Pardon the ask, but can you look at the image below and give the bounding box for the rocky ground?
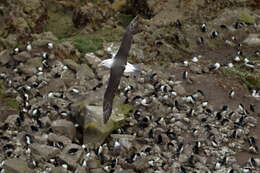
[0,0,260,173]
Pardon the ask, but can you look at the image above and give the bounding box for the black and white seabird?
[201,23,207,32]
[192,56,198,62]
[26,42,32,51]
[209,62,220,71]
[48,42,54,49]
[227,63,234,68]
[12,47,19,55]
[233,56,241,62]
[100,16,140,123]
[229,89,235,98]
[183,60,189,66]
[211,31,219,38]
[183,70,188,80]
[244,61,255,69]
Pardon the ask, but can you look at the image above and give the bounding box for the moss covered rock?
[239,9,256,24]
[71,91,133,146]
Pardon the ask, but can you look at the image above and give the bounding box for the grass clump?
[239,10,255,24]
[222,64,260,89]
[70,27,123,53]
[0,81,19,109]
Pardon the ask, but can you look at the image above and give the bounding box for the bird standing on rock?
[100,15,141,123]
[26,42,32,52]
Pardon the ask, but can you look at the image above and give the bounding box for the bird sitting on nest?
[99,15,142,123]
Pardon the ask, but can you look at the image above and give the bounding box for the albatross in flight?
[100,16,140,123]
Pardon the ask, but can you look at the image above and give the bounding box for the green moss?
[73,35,102,53]
[83,115,123,146]
[83,98,132,146]
[239,10,255,24]
[245,76,260,88]
[68,27,123,53]
[118,103,133,115]
[5,98,19,109]
[0,81,19,109]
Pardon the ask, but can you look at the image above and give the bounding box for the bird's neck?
[116,31,133,59]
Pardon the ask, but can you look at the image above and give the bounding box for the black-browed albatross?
[101,16,140,123]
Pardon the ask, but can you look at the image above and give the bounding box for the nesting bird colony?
[0,19,260,173]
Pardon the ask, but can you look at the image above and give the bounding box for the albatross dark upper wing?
[103,66,125,123]
[114,15,139,62]
[103,16,140,123]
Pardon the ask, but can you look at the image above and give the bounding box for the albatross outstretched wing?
[103,15,140,123]
[103,66,125,123]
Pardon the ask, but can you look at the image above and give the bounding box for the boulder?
[30,143,60,161]
[51,119,76,140]
[3,158,33,173]
[58,144,84,168]
[47,133,72,147]
[51,167,66,173]
[13,51,31,62]
[243,34,260,46]
[84,53,102,68]
[55,42,80,59]
[90,168,105,173]
[87,159,101,169]
[0,50,12,65]
[76,64,95,81]
[70,90,133,146]
[63,59,80,72]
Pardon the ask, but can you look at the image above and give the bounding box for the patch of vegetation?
[5,98,19,109]
[118,103,133,115]
[45,8,75,39]
[221,64,260,89]
[111,0,127,11]
[68,27,123,53]
[239,10,255,24]
[0,81,19,109]
[118,13,134,27]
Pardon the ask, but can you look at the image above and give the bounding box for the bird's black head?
[127,15,140,35]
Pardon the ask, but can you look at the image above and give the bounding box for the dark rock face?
[0,0,47,51]
[3,0,47,34]
[128,0,153,18]
[72,5,93,28]
[72,3,112,29]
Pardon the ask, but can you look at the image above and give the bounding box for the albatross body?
[102,16,140,123]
